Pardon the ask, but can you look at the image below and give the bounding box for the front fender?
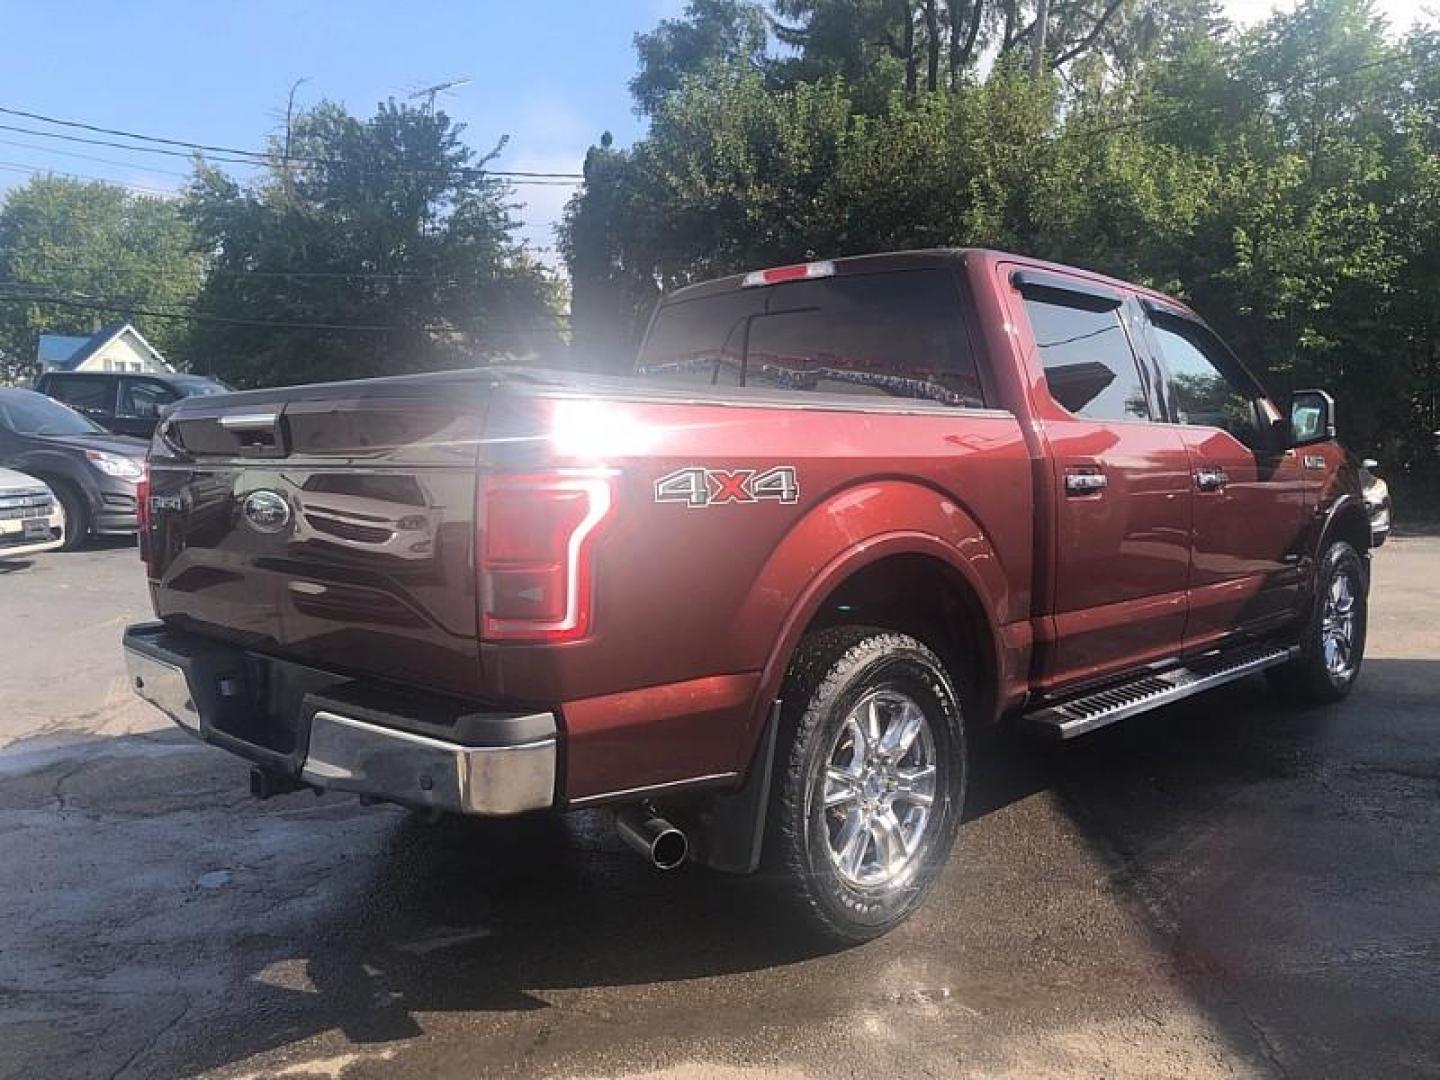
[9,450,94,502]
[731,478,1022,750]
[1316,492,1372,560]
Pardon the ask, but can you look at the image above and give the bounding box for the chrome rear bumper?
[123,624,556,816]
[301,711,555,815]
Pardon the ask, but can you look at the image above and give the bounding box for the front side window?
[639,269,985,407]
[119,379,178,418]
[1023,296,1149,422]
[1149,319,1260,447]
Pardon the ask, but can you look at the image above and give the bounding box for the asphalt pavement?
[1,535,1437,1079]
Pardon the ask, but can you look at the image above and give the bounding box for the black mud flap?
[690,701,781,875]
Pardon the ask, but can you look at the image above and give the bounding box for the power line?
[0,160,177,198]
[0,136,194,179]
[0,103,584,181]
[0,289,570,336]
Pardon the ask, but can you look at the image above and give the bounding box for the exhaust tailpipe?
[616,806,688,870]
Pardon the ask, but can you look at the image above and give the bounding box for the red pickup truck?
[123,249,1371,942]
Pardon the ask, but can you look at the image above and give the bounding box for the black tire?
[1268,539,1367,705]
[51,480,91,552]
[765,626,965,945]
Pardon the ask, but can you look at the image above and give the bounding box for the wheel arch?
[1318,494,1372,564]
[750,527,1010,748]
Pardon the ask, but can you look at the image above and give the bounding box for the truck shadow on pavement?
[3,658,1437,1077]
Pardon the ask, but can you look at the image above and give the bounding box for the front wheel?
[766,627,965,945]
[51,481,91,552]
[1269,539,1368,705]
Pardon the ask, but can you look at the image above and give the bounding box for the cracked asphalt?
[1,535,1437,1079]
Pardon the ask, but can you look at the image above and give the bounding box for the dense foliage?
[183,100,563,387]
[0,177,204,383]
[566,0,1440,507]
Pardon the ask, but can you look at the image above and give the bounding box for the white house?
[36,323,172,374]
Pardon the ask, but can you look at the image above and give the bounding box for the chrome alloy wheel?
[1321,568,1359,680]
[821,689,938,889]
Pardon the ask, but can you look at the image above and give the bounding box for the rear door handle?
[1195,467,1228,492]
[1064,467,1107,496]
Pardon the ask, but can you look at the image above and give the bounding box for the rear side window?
[638,269,985,408]
[1024,297,1149,422]
[45,375,114,413]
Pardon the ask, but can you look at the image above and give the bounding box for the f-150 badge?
[655,466,799,508]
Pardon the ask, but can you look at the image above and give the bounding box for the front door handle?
[1195,466,1229,492]
[1064,467,1107,496]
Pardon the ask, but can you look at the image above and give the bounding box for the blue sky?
[0,0,685,262]
[0,0,1425,270]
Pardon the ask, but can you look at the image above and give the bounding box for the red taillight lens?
[136,463,152,567]
[479,472,614,641]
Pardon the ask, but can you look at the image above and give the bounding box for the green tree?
[0,176,204,383]
[567,0,1440,509]
[632,0,771,115]
[183,99,563,387]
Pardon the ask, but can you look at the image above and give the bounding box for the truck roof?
[664,247,1197,319]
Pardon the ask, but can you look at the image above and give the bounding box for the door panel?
[1181,429,1309,648]
[1141,311,1310,649]
[1042,420,1193,689]
[1001,269,1193,693]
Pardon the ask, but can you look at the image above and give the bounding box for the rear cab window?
[638,268,986,408]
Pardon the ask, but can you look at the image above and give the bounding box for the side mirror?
[1288,389,1335,447]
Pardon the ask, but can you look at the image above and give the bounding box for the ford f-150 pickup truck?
[123,249,1371,942]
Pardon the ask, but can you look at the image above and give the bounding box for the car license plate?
[23,518,49,541]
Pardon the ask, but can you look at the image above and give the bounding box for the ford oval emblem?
[241,489,291,534]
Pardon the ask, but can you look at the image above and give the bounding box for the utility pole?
[282,77,309,208]
[1031,0,1050,79]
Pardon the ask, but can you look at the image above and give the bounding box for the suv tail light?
[478,472,615,642]
[136,463,152,569]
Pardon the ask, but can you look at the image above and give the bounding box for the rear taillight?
[136,463,151,568]
[478,472,615,642]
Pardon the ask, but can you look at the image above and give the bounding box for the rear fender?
[736,479,1013,754]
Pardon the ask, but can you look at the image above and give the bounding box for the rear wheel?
[50,481,90,552]
[1268,539,1367,705]
[766,626,965,944]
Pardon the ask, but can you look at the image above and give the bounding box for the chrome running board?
[1027,643,1298,739]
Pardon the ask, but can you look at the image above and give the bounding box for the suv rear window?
[638,269,985,408]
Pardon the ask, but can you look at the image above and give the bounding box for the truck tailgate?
[145,375,490,698]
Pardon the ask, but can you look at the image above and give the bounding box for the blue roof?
[37,334,91,368]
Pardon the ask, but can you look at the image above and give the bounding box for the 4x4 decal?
[654,466,799,508]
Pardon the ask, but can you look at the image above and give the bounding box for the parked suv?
[123,249,1372,942]
[0,389,147,549]
[34,371,231,439]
